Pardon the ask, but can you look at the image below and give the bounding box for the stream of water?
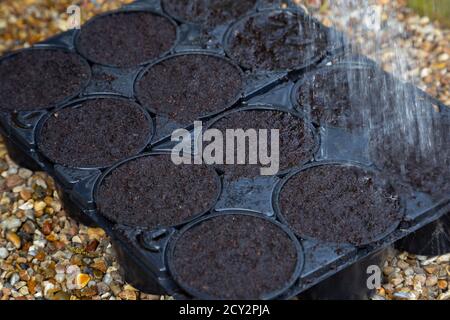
[309,0,447,175]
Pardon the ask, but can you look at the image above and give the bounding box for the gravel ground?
[0,0,449,300]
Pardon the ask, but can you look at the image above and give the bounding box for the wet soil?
[38,98,152,168]
[169,214,298,299]
[96,155,220,229]
[279,164,402,245]
[0,49,90,112]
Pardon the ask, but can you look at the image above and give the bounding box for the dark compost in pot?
[76,10,178,67]
[38,97,153,168]
[225,10,329,71]
[167,213,302,299]
[96,154,221,229]
[369,118,450,201]
[162,0,257,27]
[208,108,318,178]
[277,164,403,246]
[0,48,90,112]
[135,53,243,124]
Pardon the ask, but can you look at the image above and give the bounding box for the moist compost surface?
[163,0,256,27]
[0,49,90,112]
[170,214,298,299]
[210,109,317,177]
[76,11,177,67]
[279,165,402,245]
[369,118,450,200]
[295,68,402,129]
[227,10,329,71]
[135,54,243,124]
[38,98,151,168]
[96,155,219,229]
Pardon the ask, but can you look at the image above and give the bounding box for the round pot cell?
[96,154,221,229]
[37,97,153,168]
[293,66,406,129]
[167,213,303,300]
[135,53,243,124]
[225,9,329,71]
[0,48,90,112]
[207,107,318,178]
[369,117,450,201]
[75,10,178,67]
[162,0,257,27]
[277,163,403,246]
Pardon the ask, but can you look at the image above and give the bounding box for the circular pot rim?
[161,0,260,27]
[35,94,155,170]
[0,45,92,113]
[203,103,321,177]
[272,160,405,247]
[93,151,223,230]
[367,119,450,201]
[289,64,409,130]
[133,50,245,123]
[222,8,329,72]
[74,8,181,69]
[165,211,305,300]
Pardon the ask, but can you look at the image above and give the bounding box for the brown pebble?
[35,250,46,261]
[51,291,71,300]
[21,242,31,252]
[27,279,37,295]
[426,275,438,287]
[424,265,439,274]
[119,289,137,300]
[19,270,30,281]
[44,196,53,206]
[19,189,32,201]
[46,233,58,242]
[6,231,21,249]
[5,175,25,189]
[109,282,122,296]
[81,287,97,298]
[383,266,395,276]
[76,273,91,289]
[86,239,99,253]
[21,221,35,234]
[16,257,27,264]
[42,221,52,235]
[68,226,79,237]
[438,280,448,290]
[70,254,83,266]
[87,228,106,241]
[34,210,44,218]
[54,241,66,250]
[91,259,107,273]
[397,260,410,270]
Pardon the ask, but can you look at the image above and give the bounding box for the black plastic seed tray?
[0,0,345,146]
[0,0,449,300]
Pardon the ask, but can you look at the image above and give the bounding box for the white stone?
[9,273,20,286]
[438,53,449,62]
[19,200,34,211]
[1,217,22,231]
[437,254,450,264]
[18,168,33,179]
[0,247,8,259]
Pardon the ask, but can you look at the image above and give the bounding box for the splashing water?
[297,0,449,197]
